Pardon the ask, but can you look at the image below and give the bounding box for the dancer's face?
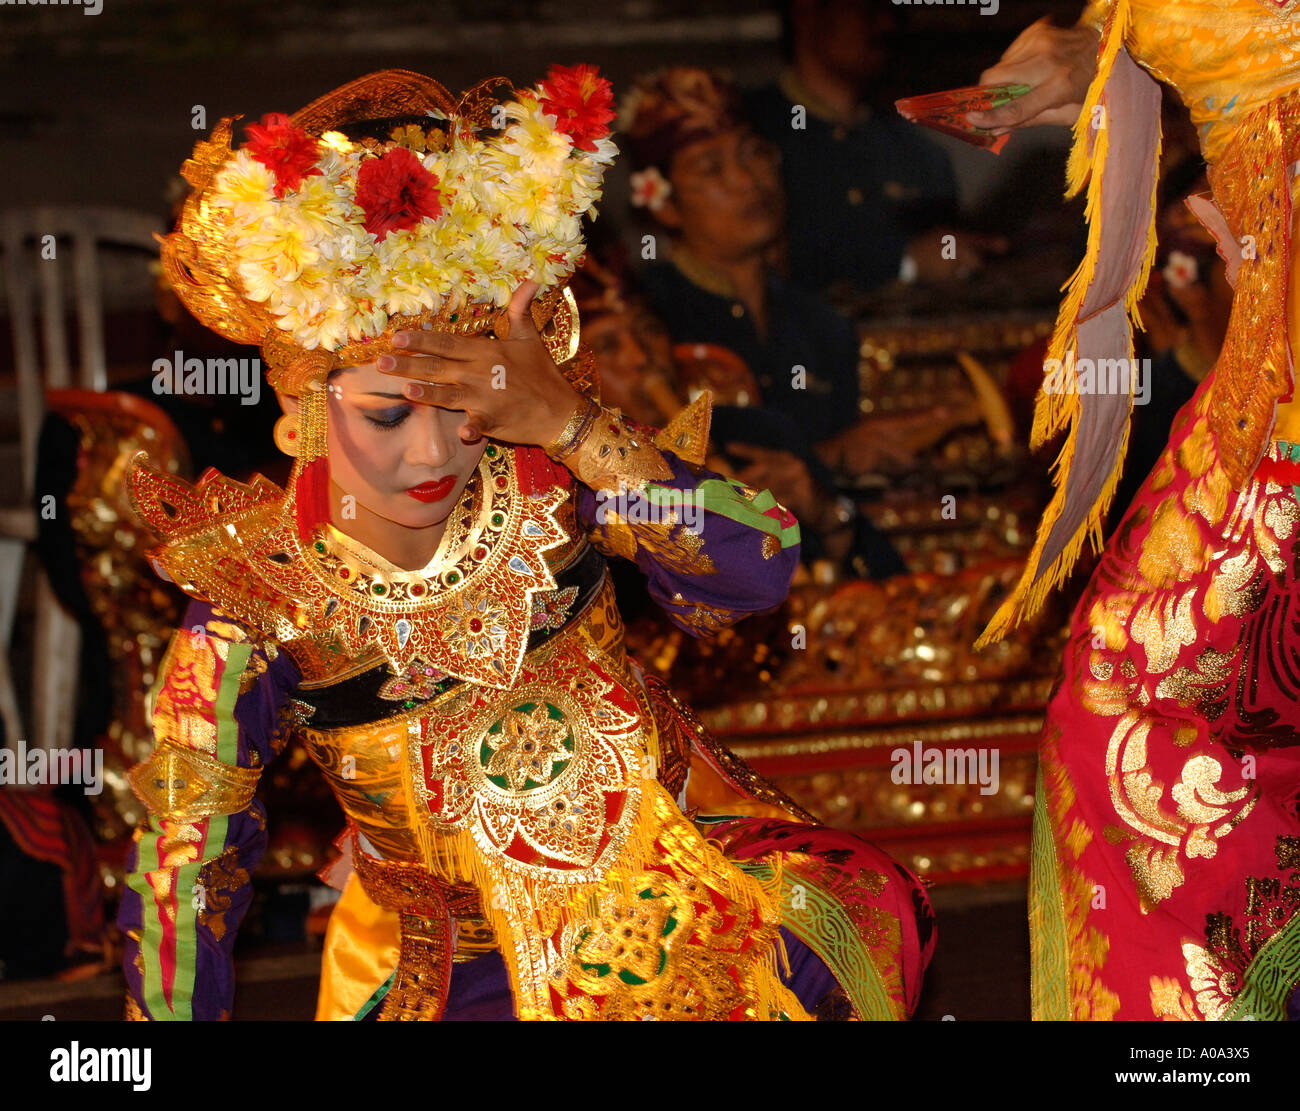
[322,362,486,529]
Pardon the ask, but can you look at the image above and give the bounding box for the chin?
[381,498,459,530]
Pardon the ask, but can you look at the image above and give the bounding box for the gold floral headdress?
[164,66,615,393]
[160,66,616,539]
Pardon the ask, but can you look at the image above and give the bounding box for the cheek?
[328,409,402,495]
[646,335,674,369]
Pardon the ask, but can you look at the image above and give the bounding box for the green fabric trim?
[214,642,252,768]
[128,811,227,1020]
[170,815,224,1021]
[354,974,395,1020]
[1223,910,1300,1021]
[1028,764,1072,1021]
[736,860,897,1020]
[692,478,801,548]
[125,853,168,1019]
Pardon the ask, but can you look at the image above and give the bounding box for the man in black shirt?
[621,65,966,480]
[744,0,961,296]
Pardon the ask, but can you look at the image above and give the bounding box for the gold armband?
[563,405,674,493]
[127,742,262,823]
[551,393,714,495]
[544,397,600,459]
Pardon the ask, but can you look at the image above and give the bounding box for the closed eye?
[364,405,412,430]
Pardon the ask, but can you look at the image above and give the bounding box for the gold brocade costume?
[127,427,817,1020]
[119,65,932,1023]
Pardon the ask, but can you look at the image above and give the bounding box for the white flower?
[629,166,672,212]
[1163,249,1198,290]
[203,96,616,352]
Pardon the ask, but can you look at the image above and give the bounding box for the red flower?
[245,113,322,198]
[354,147,443,239]
[537,64,615,153]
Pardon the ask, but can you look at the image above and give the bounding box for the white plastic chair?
[0,206,163,752]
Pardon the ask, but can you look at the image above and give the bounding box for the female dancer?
[971,2,1300,1019]
[118,67,933,1020]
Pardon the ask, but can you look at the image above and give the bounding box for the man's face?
[662,128,783,260]
[800,0,892,87]
[584,306,679,426]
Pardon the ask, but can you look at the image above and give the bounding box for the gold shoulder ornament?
[128,443,568,687]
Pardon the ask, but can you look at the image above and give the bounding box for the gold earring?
[274,413,300,457]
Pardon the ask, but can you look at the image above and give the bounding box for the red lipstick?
[406,476,456,503]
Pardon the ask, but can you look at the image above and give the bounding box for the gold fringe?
[977,0,1159,648]
[400,721,443,875]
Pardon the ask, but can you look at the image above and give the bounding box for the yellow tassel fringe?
[977,0,1161,648]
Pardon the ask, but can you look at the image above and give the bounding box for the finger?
[377,353,471,383]
[458,419,485,444]
[391,329,490,360]
[967,70,1065,130]
[1015,104,1087,130]
[506,280,541,336]
[401,379,468,409]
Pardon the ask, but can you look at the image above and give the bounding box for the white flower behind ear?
[1163,249,1198,290]
[629,166,671,212]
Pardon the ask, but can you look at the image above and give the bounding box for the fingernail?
[377,355,395,371]
[393,332,410,348]
[404,383,423,399]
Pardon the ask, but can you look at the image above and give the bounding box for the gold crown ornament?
[158,66,617,540]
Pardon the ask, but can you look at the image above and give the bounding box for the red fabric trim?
[514,445,571,497]
[294,457,331,544]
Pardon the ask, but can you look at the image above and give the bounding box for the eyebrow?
[359,391,408,399]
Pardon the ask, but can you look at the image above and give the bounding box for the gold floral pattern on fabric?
[129,444,568,686]
[1104,710,1255,911]
[154,821,206,872]
[482,703,573,792]
[411,628,645,880]
[541,789,807,1021]
[389,613,805,1019]
[665,594,736,637]
[1181,833,1300,1019]
[556,871,747,1019]
[150,633,221,755]
[1060,439,1300,915]
[1149,975,1199,1020]
[591,508,717,578]
[1183,939,1237,1020]
[196,848,251,943]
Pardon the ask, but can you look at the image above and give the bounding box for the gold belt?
[351,838,494,1019]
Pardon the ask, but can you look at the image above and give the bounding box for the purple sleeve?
[575,450,802,637]
[118,599,300,1020]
